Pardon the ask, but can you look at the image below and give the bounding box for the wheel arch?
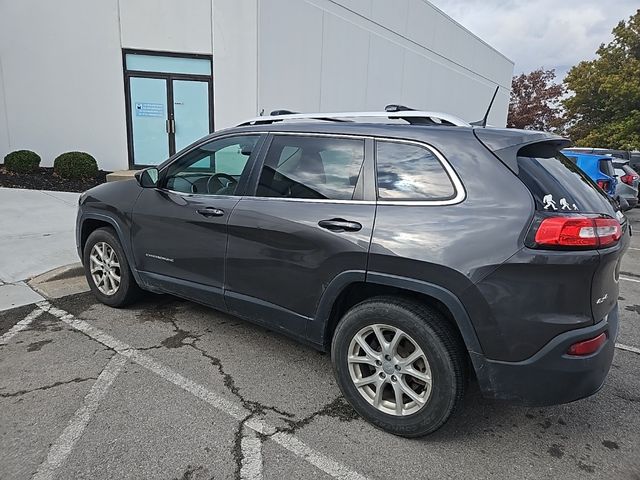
[78,213,142,285]
[310,271,483,357]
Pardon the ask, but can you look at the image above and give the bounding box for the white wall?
[212,0,259,130]
[0,0,213,171]
[0,0,512,172]
[119,0,213,54]
[0,0,126,171]
[0,57,10,160]
[254,0,513,126]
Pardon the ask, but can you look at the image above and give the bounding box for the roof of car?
[228,110,568,148]
[561,151,615,162]
[224,120,567,145]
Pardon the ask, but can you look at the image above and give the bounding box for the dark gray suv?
[76,111,630,437]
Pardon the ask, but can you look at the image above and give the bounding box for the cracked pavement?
[1,209,640,479]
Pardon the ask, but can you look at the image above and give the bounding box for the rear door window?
[256,135,365,200]
[517,153,615,214]
[375,141,455,200]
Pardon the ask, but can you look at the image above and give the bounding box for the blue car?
[561,151,617,197]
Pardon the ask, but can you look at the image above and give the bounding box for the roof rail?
[237,111,471,127]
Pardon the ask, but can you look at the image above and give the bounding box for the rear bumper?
[472,305,618,406]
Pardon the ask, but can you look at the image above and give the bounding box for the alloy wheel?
[89,241,121,296]
[347,324,432,416]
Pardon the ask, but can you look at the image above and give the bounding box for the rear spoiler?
[474,128,571,173]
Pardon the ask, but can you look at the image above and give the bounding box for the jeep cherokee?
[76,110,629,437]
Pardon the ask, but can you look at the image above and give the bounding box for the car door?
[131,133,264,308]
[224,133,376,338]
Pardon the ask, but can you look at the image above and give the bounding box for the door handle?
[318,218,362,232]
[196,207,225,217]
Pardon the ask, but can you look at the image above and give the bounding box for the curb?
[29,263,84,284]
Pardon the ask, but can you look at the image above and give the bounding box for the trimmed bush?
[3,150,41,173]
[54,151,98,179]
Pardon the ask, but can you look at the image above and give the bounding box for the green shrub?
[3,150,41,173]
[54,152,98,179]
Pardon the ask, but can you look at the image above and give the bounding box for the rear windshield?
[517,153,615,214]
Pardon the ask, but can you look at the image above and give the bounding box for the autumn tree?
[564,9,640,149]
[507,68,565,132]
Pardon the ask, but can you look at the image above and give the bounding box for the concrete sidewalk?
[0,188,80,310]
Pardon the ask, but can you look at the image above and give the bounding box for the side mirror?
[135,167,159,188]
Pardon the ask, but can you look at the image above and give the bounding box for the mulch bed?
[0,166,109,193]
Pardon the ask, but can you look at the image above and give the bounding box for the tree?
[507,68,565,132]
[564,10,640,150]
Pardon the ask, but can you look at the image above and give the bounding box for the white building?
[0,0,513,171]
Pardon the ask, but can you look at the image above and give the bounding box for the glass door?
[129,77,170,166]
[172,79,211,152]
[124,51,213,167]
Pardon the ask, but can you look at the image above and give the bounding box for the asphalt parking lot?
[1,211,640,480]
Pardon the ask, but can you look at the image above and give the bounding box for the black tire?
[83,227,141,307]
[331,296,467,437]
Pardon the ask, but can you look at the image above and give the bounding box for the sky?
[428,0,639,78]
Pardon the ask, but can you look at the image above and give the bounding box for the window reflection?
[258,136,365,200]
[376,142,455,200]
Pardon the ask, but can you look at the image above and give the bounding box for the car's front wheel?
[331,297,467,437]
[83,227,141,307]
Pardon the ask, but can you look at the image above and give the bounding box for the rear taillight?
[620,174,637,185]
[596,180,610,191]
[567,333,607,356]
[533,215,622,249]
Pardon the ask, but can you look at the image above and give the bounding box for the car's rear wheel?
[331,296,467,437]
[83,227,141,307]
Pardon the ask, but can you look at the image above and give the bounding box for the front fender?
[77,211,142,286]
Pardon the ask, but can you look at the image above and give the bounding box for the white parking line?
[0,307,43,345]
[32,354,127,480]
[616,343,640,355]
[621,276,640,283]
[269,431,367,480]
[36,301,369,480]
[240,426,263,480]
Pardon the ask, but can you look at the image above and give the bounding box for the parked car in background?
[563,147,630,161]
[562,151,618,198]
[613,161,639,208]
[630,151,640,171]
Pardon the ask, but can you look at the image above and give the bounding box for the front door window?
[163,135,259,195]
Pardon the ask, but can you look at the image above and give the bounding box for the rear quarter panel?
[368,129,535,357]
